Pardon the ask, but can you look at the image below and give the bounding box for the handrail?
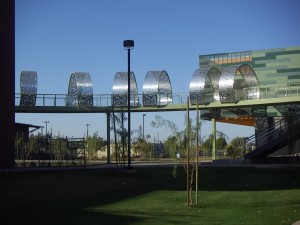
[15,93,188,107]
[14,83,300,107]
[244,113,300,153]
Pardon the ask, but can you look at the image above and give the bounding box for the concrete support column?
[106,112,111,164]
[212,116,216,160]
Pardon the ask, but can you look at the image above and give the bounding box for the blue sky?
[15,0,300,141]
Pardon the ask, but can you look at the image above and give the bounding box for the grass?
[1,166,300,225]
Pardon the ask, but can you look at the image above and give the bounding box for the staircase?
[244,115,300,159]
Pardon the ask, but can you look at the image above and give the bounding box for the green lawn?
[1,166,300,225]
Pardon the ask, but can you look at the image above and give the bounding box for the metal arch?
[190,69,205,105]
[20,71,38,106]
[112,71,138,107]
[205,67,221,103]
[66,72,93,107]
[238,64,260,100]
[143,70,172,107]
[219,64,260,103]
[189,67,221,105]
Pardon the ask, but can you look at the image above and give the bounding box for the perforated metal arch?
[219,64,259,103]
[190,69,205,105]
[20,71,37,106]
[205,67,221,103]
[112,72,138,107]
[189,67,221,105]
[66,72,93,107]
[143,70,172,107]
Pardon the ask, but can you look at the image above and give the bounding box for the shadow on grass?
[1,166,300,225]
[196,166,300,191]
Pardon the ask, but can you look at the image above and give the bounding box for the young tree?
[151,105,205,206]
[111,112,127,167]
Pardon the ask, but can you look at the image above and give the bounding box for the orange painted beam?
[216,117,255,127]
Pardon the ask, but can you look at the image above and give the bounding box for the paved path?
[1,160,299,175]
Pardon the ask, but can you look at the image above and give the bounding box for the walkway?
[1,160,299,176]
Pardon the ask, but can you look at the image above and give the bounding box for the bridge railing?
[15,83,300,107]
[244,112,300,156]
[258,83,300,99]
[15,93,190,107]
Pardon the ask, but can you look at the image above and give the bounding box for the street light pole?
[44,121,49,137]
[86,124,90,138]
[143,114,146,139]
[123,40,134,168]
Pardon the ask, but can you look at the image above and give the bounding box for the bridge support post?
[212,116,216,161]
[106,112,111,164]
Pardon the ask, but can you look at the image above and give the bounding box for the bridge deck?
[15,95,300,114]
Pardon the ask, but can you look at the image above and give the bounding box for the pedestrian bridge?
[15,69,300,122]
[15,46,300,161]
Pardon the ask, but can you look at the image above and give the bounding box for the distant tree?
[27,135,39,159]
[15,133,25,161]
[226,137,245,158]
[164,136,178,158]
[50,134,67,162]
[86,132,103,160]
[202,131,229,156]
[216,131,229,140]
[202,134,213,156]
[132,138,151,159]
[216,137,227,150]
[226,144,234,158]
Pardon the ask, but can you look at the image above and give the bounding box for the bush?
[30,161,37,167]
[38,161,46,167]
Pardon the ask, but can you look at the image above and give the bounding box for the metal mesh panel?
[143,70,172,107]
[238,64,260,100]
[20,71,37,106]
[189,69,205,105]
[112,72,138,107]
[66,72,93,107]
[219,64,259,103]
[206,67,221,103]
[189,68,221,105]
[219,66,238,103]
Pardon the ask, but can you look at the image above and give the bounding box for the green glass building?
[197,46,300,160]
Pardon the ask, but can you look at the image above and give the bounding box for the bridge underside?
[15,96,300,127]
